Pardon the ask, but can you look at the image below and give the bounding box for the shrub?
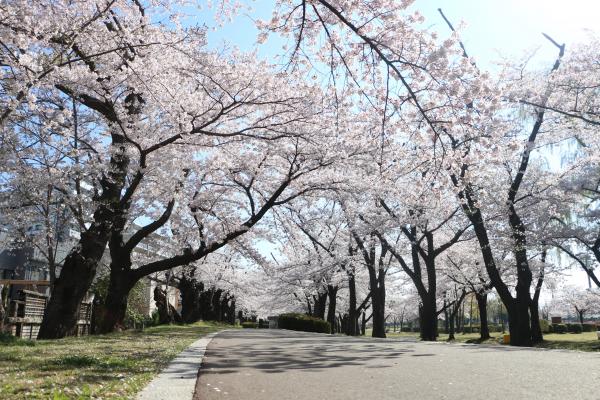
[539,319,550,334]
[462,326,480,334]
[582,323,595,332]
[552,324,567,334]
[401,327,412,332]
[241,321,258,329]
[278,313,331,334]
[412,326,420,333]
[571,324,583,334]
[258,319,269,329]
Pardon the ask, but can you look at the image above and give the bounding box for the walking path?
[194,329,600,400]
[136,331,219,400]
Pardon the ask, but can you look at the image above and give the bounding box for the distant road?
[194,329,600,400]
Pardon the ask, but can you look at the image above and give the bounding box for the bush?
[487,324,503,333]
[462,326,480,334]
[241,321,258,329]
[278,313,331,334]
[258,319,269,329]
[412,326,420,333]
[571,324,583,334]
[552,324,567,334]
[582,323,596,332]
[539,319,550,334]
[401,326,412,332]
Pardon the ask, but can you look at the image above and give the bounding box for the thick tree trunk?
[361,312,366,336]
[154,286,182,324]
[371,288,386,338]
[97,270,136,334]
[509,289,533,346]
[178,276,203,324]
[38,243,104,339]
[213,289,224,322]
[347,273,358,336]
[39,134,130,340]
[476,292,490,340]
[420,298,437,341]
[530,299,543,344]
[448,313,456,340]
[313,291,327,320]
[326,285,338,334]
[228,299,236,325]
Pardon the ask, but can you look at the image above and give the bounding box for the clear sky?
[193,0,598,292]
[198,0,600,69]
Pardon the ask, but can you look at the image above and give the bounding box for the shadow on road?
[199,330,428,375]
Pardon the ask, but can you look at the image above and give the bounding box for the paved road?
[194,329,600,400]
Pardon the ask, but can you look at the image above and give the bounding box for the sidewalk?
[136,331,221,400]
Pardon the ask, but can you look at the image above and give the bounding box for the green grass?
[373,330,600,351]
[0,321,229,399]
[535,332,600,352]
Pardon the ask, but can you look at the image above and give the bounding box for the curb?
[136,330,221,400]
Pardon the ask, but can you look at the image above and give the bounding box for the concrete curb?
[136,330,221,400]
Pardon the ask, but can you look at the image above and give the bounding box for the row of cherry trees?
[1,0,598,345]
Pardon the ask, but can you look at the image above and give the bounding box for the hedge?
[552,324,567,334]
[241,321,258,329]
[582,323,596,332]
[278,313,331,334]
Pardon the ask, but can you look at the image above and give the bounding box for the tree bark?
[347,272,358,335]
[326,285,338,334]
[420,298,437,341]
[312,291,327,320]
[178,275,203,324]
[475,292,490,340]
[96,270,137,334]
[38,242,105,339]
[153,286,182,324]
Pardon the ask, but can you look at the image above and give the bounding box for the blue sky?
[195,0,600,70]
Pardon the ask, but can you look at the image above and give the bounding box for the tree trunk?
[0,284,5,333]
[476,292,490,340]
[420,299,437,341]
[179,276,203,324]
[38,133,130,339]
[228,299,236,325]
[154,286,182,324]
[530,301,542,344]
[96,270,136,334]
[448,312,456,340]
[38,244,104,339]
[313,291,327,320]
[510,290,533,346]
[326,285,338,334]
[347,273,358,336]
[361,312,366,336]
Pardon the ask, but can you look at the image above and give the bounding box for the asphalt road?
[194,329,600,400]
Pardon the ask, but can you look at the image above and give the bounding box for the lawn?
[377,330,600,351]
[0,321,229,399]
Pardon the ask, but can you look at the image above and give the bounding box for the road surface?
[194,329,600,400]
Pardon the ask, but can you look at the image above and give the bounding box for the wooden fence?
[6,289,92,339]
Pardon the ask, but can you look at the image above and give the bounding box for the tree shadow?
[198,330,428,375]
